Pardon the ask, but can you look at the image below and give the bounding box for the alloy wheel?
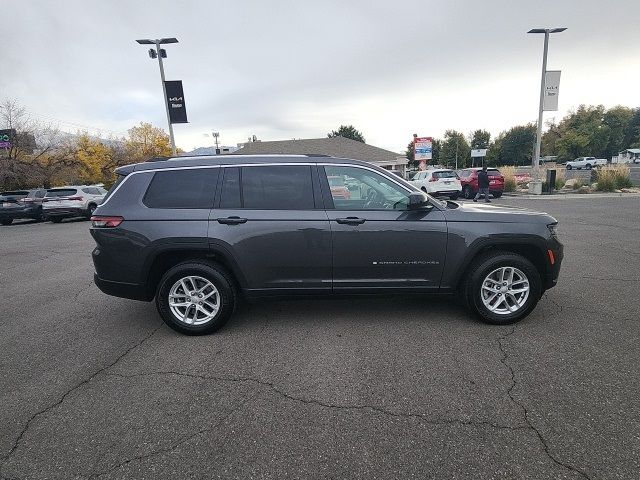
[480,266,530,315]
[168,275,220,325]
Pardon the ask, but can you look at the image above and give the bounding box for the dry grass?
[500,166,517,192]
[595,164,632,191]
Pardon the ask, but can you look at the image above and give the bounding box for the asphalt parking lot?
[1,196,639,479]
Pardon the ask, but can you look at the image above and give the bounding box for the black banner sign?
[164,80,188,124]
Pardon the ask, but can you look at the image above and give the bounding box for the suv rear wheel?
[156,261,236,335]
[462,252,541,325]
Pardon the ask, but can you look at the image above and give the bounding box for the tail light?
[19,198,34,203]
[67,196,83,201]
[429,177,438,182]
[91,216,123,228]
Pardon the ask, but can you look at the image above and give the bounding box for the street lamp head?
[136,37,179,45]
[527,28,567,34]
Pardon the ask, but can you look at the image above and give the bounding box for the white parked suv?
[43,185,107,223]
[410,169,462,199]
[565,157,607,170]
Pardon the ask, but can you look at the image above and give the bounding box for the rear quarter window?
[143,168,220,209]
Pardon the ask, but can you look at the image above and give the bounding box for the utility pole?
[212,132,220,154]
[136,37,179,156]
[528,27,566,193]
[455,137,459,170]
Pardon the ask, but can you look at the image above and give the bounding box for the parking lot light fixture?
[135,37,179,156]
[528,27,567,193]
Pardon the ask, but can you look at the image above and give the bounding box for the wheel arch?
[144,245,247,299]
[452,240,549,292]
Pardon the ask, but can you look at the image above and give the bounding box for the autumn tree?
[125,122,172,162]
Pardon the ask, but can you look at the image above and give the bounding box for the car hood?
[441,201,557,224]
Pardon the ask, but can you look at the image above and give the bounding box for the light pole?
[528,28,566,193]
[136,37,179,156]
[212,132,220,154]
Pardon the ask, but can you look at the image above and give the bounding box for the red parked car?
[457,168,504,199]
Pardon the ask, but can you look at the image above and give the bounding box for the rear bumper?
[94,273,152,301]
[43,207,86,218]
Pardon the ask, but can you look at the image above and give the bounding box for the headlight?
[547,223,558,237]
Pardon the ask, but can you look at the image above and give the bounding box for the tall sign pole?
[155,41,177,156]
[533,31,549,187]
[528,27,566,194]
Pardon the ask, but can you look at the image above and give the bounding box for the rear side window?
[143,168,219,209]
[46,189,77,197]
[242,166,314,210]
[487,169,501,176]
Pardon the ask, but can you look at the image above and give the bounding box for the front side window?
[241,165,314,210]
[143,168,219,209]
[323,166,410,210]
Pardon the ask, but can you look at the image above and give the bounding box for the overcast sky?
[2,0,640,153]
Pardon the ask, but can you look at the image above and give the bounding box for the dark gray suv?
[90,155,563,334]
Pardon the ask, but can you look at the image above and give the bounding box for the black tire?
[462,252,542,325]
[566,165,572,170]
[1,219,12,226]
[449,193,460,200]
[50,217,63,223]
[585,164,592,170]
[492,191,503,198]
[86,203,97,219]
[463,185,473,199]
[156,261,237,335]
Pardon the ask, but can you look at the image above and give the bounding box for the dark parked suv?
[91,155,563,334]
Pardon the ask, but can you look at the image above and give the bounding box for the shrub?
[572,178,584,190]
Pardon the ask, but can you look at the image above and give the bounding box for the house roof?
[621,148,640,154]
[233,136,404,164]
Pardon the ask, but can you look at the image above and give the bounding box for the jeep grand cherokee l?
[90,155,563,335]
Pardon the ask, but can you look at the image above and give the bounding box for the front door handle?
[336,217,366,225]
[217,216,248,225]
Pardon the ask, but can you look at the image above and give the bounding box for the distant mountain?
[183,145,239,156]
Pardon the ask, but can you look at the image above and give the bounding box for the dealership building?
[234,136,409,175]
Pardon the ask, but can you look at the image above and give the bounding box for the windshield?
[433,171,458,179]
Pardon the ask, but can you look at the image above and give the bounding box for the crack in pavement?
[87,393,258,479]
[497,327,592,480]
[102,370,526,432]
[0,326,162,479]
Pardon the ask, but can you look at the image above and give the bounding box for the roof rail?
[144,156,172,162]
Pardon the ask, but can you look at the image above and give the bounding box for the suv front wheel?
[156,262,236,335]
[463,252,541,325]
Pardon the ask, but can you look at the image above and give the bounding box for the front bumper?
[0,206,39,220]
[545,237,564,289]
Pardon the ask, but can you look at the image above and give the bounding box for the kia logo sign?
[164,81,188,124]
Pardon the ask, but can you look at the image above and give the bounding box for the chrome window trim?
[101,161,432,209]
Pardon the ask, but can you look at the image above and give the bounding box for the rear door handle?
[217,216,248,225]
[335,217,366,225]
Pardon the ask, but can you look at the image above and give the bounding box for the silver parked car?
[43,185,107,223]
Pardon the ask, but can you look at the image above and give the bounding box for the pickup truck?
[565,157,608,170]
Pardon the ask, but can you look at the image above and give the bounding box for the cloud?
[2,0,639,152]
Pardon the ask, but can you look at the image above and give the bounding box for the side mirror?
[408,192,431,210]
